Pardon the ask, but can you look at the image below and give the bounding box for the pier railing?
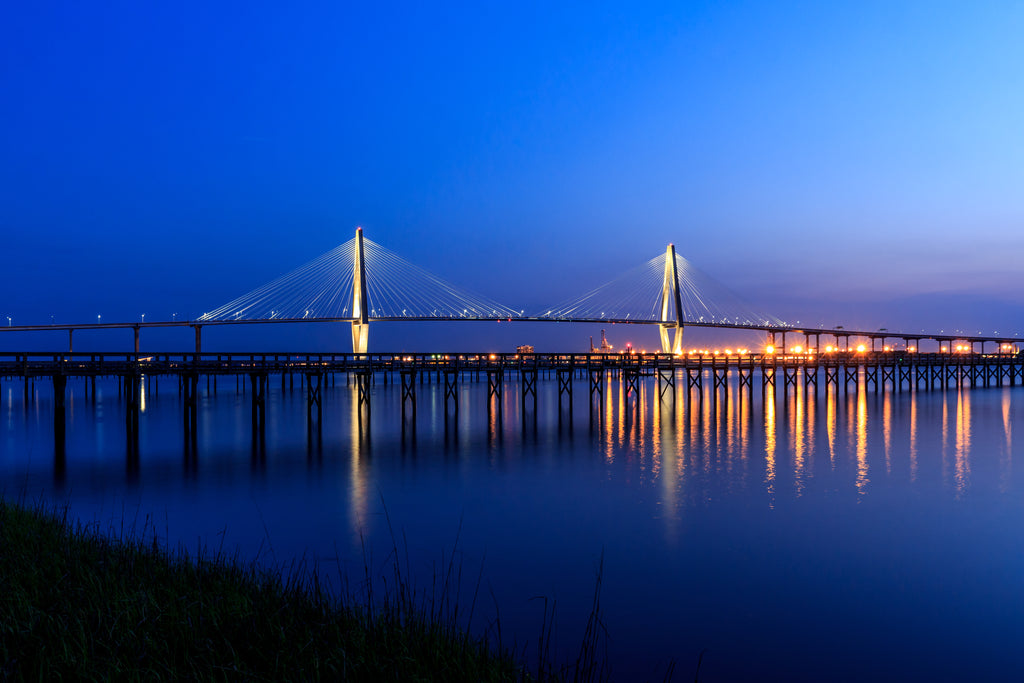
[2,349,1022,379]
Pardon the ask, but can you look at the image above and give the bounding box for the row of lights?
[618,343,1010,356]
[765,343,1018,354]
[6,313,191,327]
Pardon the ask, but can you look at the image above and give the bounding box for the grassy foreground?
[0,499,589,682]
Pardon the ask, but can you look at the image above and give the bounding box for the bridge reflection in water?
[0,350,1013,507]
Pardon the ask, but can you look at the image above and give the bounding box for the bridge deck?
[2,350,1022,379]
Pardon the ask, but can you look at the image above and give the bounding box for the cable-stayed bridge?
[194,227,784,354]
[1,227,1021,355]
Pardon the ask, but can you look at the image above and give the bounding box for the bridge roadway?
[0,317,1020,355]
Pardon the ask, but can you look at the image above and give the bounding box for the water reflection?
[764,387,777,505]
[855,387,869,496]
[5,367,1024,680]
[826,383,838,470]
[349,390,370,526]
[1001,389,1013,493]
[2,370,1023,506]
[909,390,919,482]
[882,390,892,476]
[791,383,807,496]
[939,390,950,486]
[954,389,971,498]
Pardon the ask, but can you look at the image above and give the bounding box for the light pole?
[6,316,10,327]
[97,314,101,324]
[141,313,145,323]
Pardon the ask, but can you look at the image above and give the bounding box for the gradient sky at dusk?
[2,2,1023,351]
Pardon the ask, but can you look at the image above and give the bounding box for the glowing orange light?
[825,345,834,353]
[793,345,803,353]
[856,344,866,353]
[766,345,775,354]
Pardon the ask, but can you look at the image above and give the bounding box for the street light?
[172,313,177,322]
[97,314,101,324]
[6,316,10,327]
[141,313,145,323]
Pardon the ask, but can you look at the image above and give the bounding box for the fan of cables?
[199,236,521,322]
[535,251,786,327]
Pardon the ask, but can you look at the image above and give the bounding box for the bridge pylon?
[659,243,684,355]
[351,227,369,353]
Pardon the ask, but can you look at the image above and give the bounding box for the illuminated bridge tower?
[351,227,370,354]
[659,243,684,354]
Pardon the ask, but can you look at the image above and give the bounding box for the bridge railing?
[1,350,1021,379]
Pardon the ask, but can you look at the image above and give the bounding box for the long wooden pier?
[3,350,1023,460]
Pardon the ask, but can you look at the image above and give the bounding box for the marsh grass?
[0,498,628,681]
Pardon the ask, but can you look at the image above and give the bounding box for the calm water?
[3,370,1024,681]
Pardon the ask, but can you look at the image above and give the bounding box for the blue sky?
[2,1,1022,350]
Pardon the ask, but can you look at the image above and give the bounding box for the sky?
[2,1,1023,351]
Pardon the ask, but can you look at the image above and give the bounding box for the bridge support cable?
[198,227,521,352]
[659,243,685,355]
[537,244,786,334]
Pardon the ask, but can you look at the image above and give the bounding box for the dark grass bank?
[0,499,613,681]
